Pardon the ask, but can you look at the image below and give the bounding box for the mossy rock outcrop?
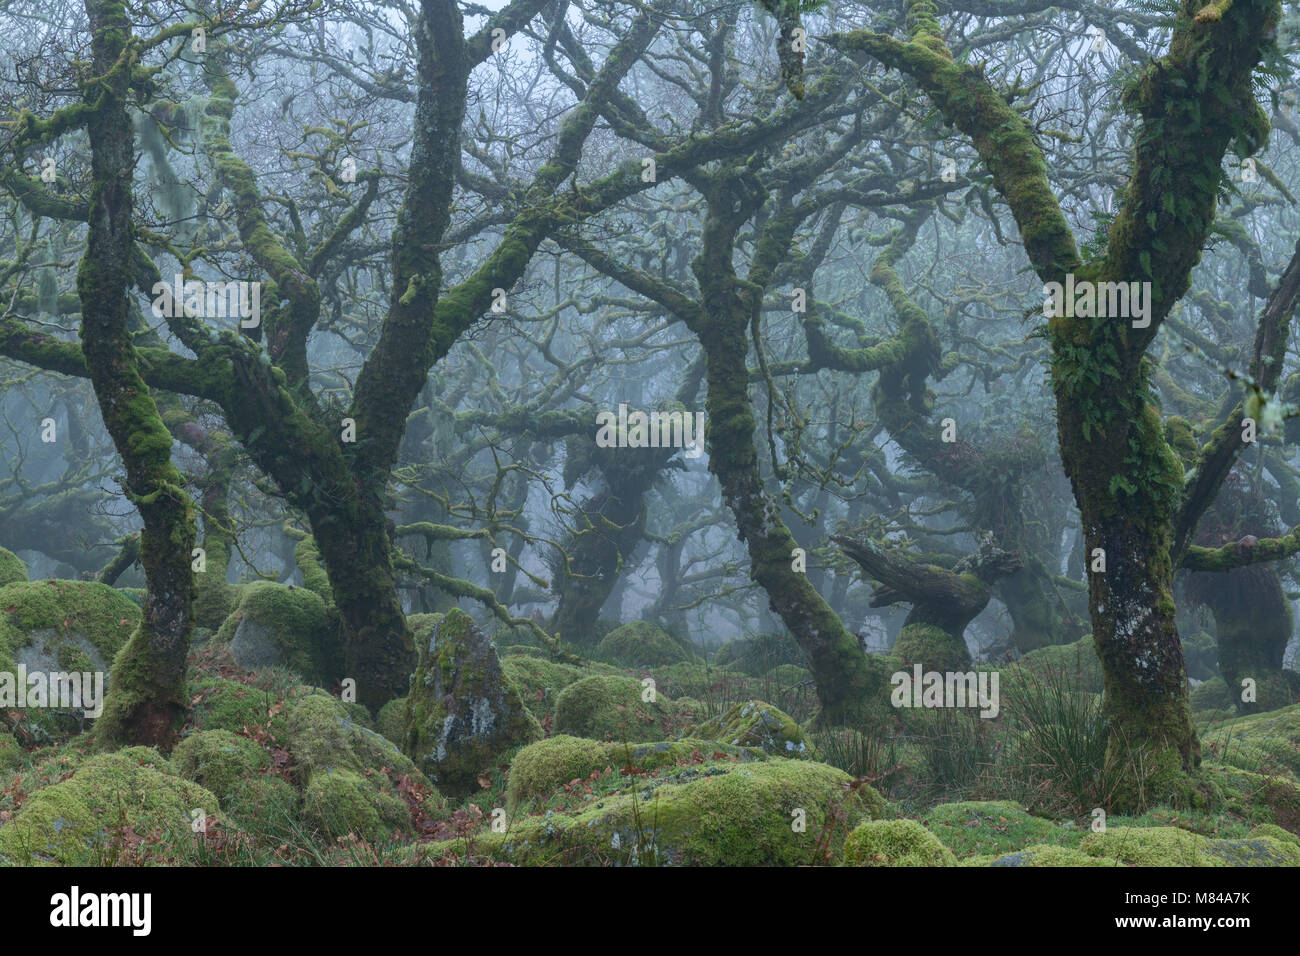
[0,580,140,742]
[1247,822,1300,847]
[401,610,542,797]
[288,693,444,842]
[0,750,221,865]
[170,729,269,805]
[0,732,20,769]
[505,734,767,809]
[506,735,609,809]
[213,582,341,685]
[843,819,957,866]
[593,621,698,668]
[1079,825,1300,866]
[552,674,680,742]
[0,548,28,587]
[694,700,810,758]
[435,758,883,866]
[223,775,300,832]
[1205,764,1300,831]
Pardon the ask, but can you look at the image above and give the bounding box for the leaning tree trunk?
[80,0,196,748]
[688,173,878,726]
[836,535,1021,672]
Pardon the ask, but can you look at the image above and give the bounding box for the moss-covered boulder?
[920,800,1079,859]
[594,621,698,668]
[0,750,221,865]
[1205,763,1300,831]
[401,610,542,797]
[694,700,810,758]
[1010,636,1105,695]
[1080,825,1300,866]
[552,674,680,742]
[0,732,21,769]
[499,655,601,725]
[505,734,767,809]
[301,769,410,844]
[1248,822,1300,847]
[439,758,883,865]
[506,735,611,809]
[0,548,28,587]
[223,775,299,831]
[0,580,140,741]
[989,845,1118,866]
[844,819,957,866]
[186,673,282,735]
[287,693,444,842]
[170,729,269,805]
[213,582,341,685]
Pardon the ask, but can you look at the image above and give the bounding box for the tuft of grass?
[997,665,1118,814]
[901,707,1000,803]
[807,726,902,796]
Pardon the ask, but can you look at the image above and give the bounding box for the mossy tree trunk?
[830,0,1284,808]
[551,362,700,646]
[836,534,1021,671]
[861,209,1070,656]
[1196,567,1294,714]
[687,170,879,725]
[160,409,238,628]
[79,0,196,748]
[1183,474,1300,715]
[551,486,650,648]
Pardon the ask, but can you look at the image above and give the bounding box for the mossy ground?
[0,610,1295,866]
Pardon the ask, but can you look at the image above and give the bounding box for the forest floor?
[0,605,1297,866]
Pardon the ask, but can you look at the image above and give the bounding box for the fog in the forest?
[1,0,1299,871]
